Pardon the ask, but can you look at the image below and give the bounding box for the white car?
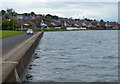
[27,29,33,35]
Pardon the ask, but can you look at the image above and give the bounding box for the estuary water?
[28,30,118,82]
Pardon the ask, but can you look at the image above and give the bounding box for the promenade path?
[2,32,34,56]
[1,31,41,83]
[1,32,33,83]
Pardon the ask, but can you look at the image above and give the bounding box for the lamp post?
[7,18,11,30]
[12,15,14,31]
[12,12,16,31]
[19,16,23,31]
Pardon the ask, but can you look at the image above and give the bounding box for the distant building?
[64,21,67,27]
[51,22,56,26]
[41,20,46,26]
[41,20,49,29]
[55,27,61,29]
[80,27,87,29]
[82,22,87,27]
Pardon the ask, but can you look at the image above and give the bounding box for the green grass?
[0,30,24,38]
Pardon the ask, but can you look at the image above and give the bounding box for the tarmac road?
[2,32,35,56]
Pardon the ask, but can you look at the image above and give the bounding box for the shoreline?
[43,29,119,32]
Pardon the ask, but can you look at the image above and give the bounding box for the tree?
[23,13,28,16]
[1,10,6,16]
[3,8,17,19]
[84,18,92,21]
[94,19,96,21]
[12,11,17,17]
[36,25,42,28]
[72,23,75,27]
[31,12,36,16]
[2,18,17,30]
[43,18,51,22]
[6,8,14,16]
[46,14,52,17]
[100,19,104,22]
[45,14,52,19]
[2,20,9,30]
[75,19,80,21]
[52,15,59,20]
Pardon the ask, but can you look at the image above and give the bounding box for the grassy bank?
[0,30,24,38]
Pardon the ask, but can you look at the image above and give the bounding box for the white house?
[41,20,46,26]
[64,21,67,27]
[41,20,49,29]
[80,27,87,29]
[82,22,87,27]
[74,23,79,27]
[51,22,56,26]
[97,23,100,27]
[88,23,92,27]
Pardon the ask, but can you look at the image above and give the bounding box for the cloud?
[77,3,118,20]
[0,0,120,2]
[0,2,118,21]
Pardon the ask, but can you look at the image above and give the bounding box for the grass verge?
[0,30,24,38]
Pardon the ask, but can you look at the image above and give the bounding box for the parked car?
[27,29,33,35]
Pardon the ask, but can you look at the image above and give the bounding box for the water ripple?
[28,30,118,82]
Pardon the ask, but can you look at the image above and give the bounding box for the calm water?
[28,30,118,82]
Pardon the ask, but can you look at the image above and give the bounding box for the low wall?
[2,31,44,83]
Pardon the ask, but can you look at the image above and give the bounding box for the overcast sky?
[0,0,119,22]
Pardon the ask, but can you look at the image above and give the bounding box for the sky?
[0,0,119,22]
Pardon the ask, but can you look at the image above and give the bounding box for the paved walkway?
[2,33,33,56]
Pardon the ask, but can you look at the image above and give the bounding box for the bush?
[88,27,105,30]
[61,26,66,29]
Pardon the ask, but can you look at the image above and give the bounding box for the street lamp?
[7,18,11,30]
[12,18,14,31]
[19,16,23,31]
[12,12,17,31]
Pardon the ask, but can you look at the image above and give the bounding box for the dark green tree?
[1,10,6,16]
[84,18,92,21]
[31,12,36,16]
[100,19,104,22]
[2,18,17,30]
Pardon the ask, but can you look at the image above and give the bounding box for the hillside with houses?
[1,9,120,30]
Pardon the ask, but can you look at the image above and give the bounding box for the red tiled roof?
[99,22,106,26]
[31,19,42,25]
[109,22,118,27]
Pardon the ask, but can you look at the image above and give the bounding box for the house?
[80,27,87,29]
[52,20,62,26]
[91,22,99,27]
[65,21,73,27]
[82,22,87,27]
[81,22,93,27]
[41,20,49,29]
[110,22,119,29]
[74,23,79,27]
[105,22,112,28]
[99,22,106,27]
[51,22,56,26]
[60,20,66,27]
[77,22,83,27]
[85,22,93,27]
[31,18,41,25]
[104,22,118,29]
